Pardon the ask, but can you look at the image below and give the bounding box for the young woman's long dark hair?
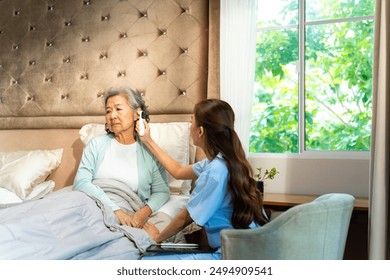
[193,99,268,228]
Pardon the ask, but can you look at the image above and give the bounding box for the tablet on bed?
[146,243,217,254]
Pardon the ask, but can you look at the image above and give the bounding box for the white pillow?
[79,123,192,195]
[148,122,191,195]
[25,180,55,200]
[0,188,23,204]
[0,181,55,204]
[157,194,190,218]
[0,149,63,199]
[79,123,106,145]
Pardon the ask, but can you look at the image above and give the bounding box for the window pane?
[251,0,374,154]
[306,0,375,21]
[250,29,299,153]
[257,0,298,27]
[305,20,374,151]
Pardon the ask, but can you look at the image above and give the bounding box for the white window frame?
[221,0,374,159]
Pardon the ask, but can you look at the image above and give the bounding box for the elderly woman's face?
[105,94,137,136]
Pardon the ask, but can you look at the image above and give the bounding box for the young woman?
[140,99,268,260]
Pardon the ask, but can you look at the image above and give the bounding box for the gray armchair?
[220,193,355,260]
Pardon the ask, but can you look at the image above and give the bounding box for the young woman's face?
[190,114,202,147]
[105,94,138,136]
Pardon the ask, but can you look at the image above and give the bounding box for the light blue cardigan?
[73,133,169,212]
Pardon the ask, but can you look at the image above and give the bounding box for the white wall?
[248,155,370,198]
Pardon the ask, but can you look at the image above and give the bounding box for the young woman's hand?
[137,120,152,144]
[143,221,160,242]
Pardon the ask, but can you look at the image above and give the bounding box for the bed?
[0,0,218,260]
[0,122,204,260]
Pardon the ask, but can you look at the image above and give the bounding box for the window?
[250,0,375,154]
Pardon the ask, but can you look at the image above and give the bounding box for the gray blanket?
[0,184,152,260]
[93,178,144,214]
[93,178,175,234]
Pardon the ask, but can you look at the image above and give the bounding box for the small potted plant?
[254,167,279,195]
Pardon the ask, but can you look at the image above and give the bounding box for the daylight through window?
[250,0,375,153]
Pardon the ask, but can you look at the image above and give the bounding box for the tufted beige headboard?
[0,0,220,129]
[0,0,218,190]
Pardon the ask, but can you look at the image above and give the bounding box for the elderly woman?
[74,87,169,229]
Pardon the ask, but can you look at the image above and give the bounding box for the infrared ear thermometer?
[138,111,145,136]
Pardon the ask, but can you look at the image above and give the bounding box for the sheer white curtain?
[220,0,257,153]
[369,0,390,260]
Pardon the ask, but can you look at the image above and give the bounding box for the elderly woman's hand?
[114,209,134,226]
[128,210,149,228]
[114,210,145,228]
[115,206,151,228]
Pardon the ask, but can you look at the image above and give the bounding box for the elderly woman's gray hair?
[104,87,150,122]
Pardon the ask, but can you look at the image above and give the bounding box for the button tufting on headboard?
[119,33,127,39]
[0,0,220,129]
[99,53,108,60]
[117,71,126,77]
[80,74,88,80]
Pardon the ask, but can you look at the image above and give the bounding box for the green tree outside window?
[250,0,374,153]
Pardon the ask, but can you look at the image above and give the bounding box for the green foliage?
[254,167,279,182]
[250,0,374,153]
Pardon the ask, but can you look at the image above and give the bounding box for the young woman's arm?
[139,123,197,180]
[143,208,193,243]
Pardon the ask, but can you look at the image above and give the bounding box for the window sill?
[248,151,370,160]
